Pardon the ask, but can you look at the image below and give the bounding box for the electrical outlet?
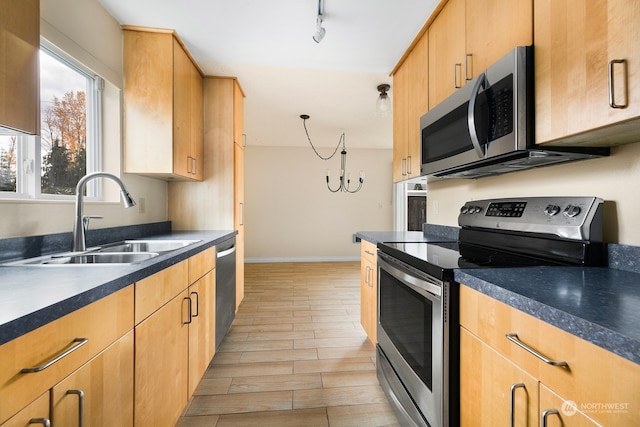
[138,197,146,214]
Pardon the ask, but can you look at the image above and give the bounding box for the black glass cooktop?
[378,241,563,281]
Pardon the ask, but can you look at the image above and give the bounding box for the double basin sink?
[4,239,201,266]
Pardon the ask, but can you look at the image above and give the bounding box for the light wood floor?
[176,262,400,427]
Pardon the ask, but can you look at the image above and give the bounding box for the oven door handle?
[378,254,442,299]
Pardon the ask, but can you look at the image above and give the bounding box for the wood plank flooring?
[176,262,400,427]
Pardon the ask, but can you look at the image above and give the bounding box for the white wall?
[245,146,393,261]
[0,0,168,239]
[427,141,640,245]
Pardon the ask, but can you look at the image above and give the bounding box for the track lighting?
[313,0,326,43]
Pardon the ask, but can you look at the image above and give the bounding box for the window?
[0,42,102,199]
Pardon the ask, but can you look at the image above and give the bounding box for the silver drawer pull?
[28,418,51,427]
[21,338,89,373]
[541,408,560,427]
[510,383,525,427]
[505,333,568,367]
[66,389,85,427]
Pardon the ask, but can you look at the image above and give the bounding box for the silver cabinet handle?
[454,63,463,88]
[28,419,51,427]
[468,72,488,158]
[66,389,85,427]
[192,157,197,175]
[364,250,375,257]
[190,291,199,317]
[406,156,412,175]
[608,59,628,109]
[364,265,370,286]
[21,338,88,373]
[183,296,193,324]
[505,333,568,367]
[465,53,473,80]
[510,383,525,427]
[401,158,407,176]
[541,408,560,427]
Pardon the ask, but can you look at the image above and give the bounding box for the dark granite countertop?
[0,230,236,346]
[455,267,640,365]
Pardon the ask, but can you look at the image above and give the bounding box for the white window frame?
[0,39,104,201]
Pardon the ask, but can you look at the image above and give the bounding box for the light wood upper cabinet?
[392,60,409,182]
[428,0,466,108]
[465,0,532,79]
[0,0,39,135]
[168,77,246,310]
[123,27,204,181]
[534,0,640,146]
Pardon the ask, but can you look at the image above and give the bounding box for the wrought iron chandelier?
[300,114,364,193]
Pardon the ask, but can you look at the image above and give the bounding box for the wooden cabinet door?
[392,61,409,182]
[234,141,245,309]
[0,0,39,135]
[187,271,216,396]
[465,0,532,79]
[1,392,49,427]
[190,60,204,181]
[134,290,189,427]
[406,32,429,178]
[51,331,134,427]
[359,241,377,344]
[460,327,538,427]
[428,0,466,108]
[535,0,640,146]
[173,38,191,179]
[539,384,601,427]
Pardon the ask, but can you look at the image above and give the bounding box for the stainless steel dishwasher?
[216,237,236,350]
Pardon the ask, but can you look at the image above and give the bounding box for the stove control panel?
[458,197,604,241]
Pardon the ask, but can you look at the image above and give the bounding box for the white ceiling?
[98,0,439,149]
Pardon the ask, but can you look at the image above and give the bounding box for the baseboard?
[245,256,360,263]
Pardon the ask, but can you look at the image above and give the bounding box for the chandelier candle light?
[300,114,365,193]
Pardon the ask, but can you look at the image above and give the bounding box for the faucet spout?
[73,172,136,252]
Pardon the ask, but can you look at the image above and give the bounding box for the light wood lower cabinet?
[51,331,134,427]
[2,392,49,427]
[133,249,216,427]
[0,286,133,425]
[360,240,377,344]
[188,270,216,396]
[134,289,190,427]
[539,383,601,427]
[460,285,640,426]
[460,327,539,426]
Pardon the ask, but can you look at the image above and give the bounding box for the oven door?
[377,252,446,427]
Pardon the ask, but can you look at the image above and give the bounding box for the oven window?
[379,269,433,390]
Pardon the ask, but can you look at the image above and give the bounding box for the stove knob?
[544,204,561,216]
[460,206,469,214]
[563,205,581,218]
[473,206,483,214]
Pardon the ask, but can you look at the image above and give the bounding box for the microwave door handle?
[468,72,488,158]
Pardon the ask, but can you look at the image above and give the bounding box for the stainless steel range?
[376,197,605,427]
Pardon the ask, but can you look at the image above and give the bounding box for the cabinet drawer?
[361,240,377,264]
[0,286,133,424]
[460,285,640,426]
[188,246,216,284]
[135,260,188,325]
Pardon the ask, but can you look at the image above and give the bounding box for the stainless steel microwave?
[420,46,609,179]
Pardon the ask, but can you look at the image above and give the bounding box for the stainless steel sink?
[4,251,159,266]
[96,239,200,254]
[1,239,200,266]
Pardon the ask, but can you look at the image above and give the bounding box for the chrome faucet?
[73,172,136,252]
